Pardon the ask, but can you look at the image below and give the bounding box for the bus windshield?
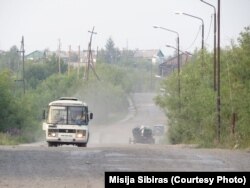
[48,106,87,125]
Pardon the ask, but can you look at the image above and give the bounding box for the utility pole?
[175,12,204,69]
[153,26,181,112]
[16,36,25,94]
[201,0,217,91]
[86,26,100,81]
[58,39,61,74]
[78,45,80,79]
[200,0,218,143]
[213,7,217,91]
[83,48,87,79]
[68,45,71,76]
[217,0,221,143]
[177,36,181,112]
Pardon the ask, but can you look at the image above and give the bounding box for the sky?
[0,0,249,56]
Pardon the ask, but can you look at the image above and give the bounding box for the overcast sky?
[0,0,249,56]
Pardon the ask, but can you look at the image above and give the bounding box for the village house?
[158,52,192,77]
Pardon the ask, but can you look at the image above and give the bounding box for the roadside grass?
[0,128,44,145]
[0,133,19,145]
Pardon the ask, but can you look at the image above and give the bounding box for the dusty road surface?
[0,93,250,188]
[89,93,167,145]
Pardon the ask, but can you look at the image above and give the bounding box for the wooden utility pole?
[68,45,71,76]
[217,0,221,143]
[78,45,80,79]
[201,0,217,91]
[86,26,100,81]
[16,36,25,94]
[83,49,87,79]
[58,39,61,74]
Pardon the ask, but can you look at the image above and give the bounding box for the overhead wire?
[205,14,213,44]
[184,25,201,51]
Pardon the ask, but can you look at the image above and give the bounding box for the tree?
[0,70,14,131]
[0,46,20,72]
[154,26,250,148]
[105,37,120,64]
[238,26,250,52]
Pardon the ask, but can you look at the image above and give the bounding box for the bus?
[42,97,93,147]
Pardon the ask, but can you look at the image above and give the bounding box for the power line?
[205,14,213,43]
[184,26,201,51]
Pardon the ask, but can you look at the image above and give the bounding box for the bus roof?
[48,97,88,107]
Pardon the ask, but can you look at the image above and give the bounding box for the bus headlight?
[76,133,83,138]
[48,129,57,137]
[76,130,86,138]
[51,132,56,137]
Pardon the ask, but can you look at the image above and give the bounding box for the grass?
[0,133,19,145]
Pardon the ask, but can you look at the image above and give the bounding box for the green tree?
[0,70,15,132]
[0,46,20,72]
[24,54,67,89]
[222,26,250,147]
[154,26,250,148]
[105,37,120,64]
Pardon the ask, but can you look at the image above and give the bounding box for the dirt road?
[89,93,167,145]
[0,93,249,188]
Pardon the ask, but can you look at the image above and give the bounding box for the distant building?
[134,49,165,63]
[67,50,97,68]
[26,49,97,68]
[159,52,192,77]
[26,50,46,61]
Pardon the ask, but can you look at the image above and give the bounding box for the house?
[25,50,46,61]
[159,52,192,77]
[133,49,165,63]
